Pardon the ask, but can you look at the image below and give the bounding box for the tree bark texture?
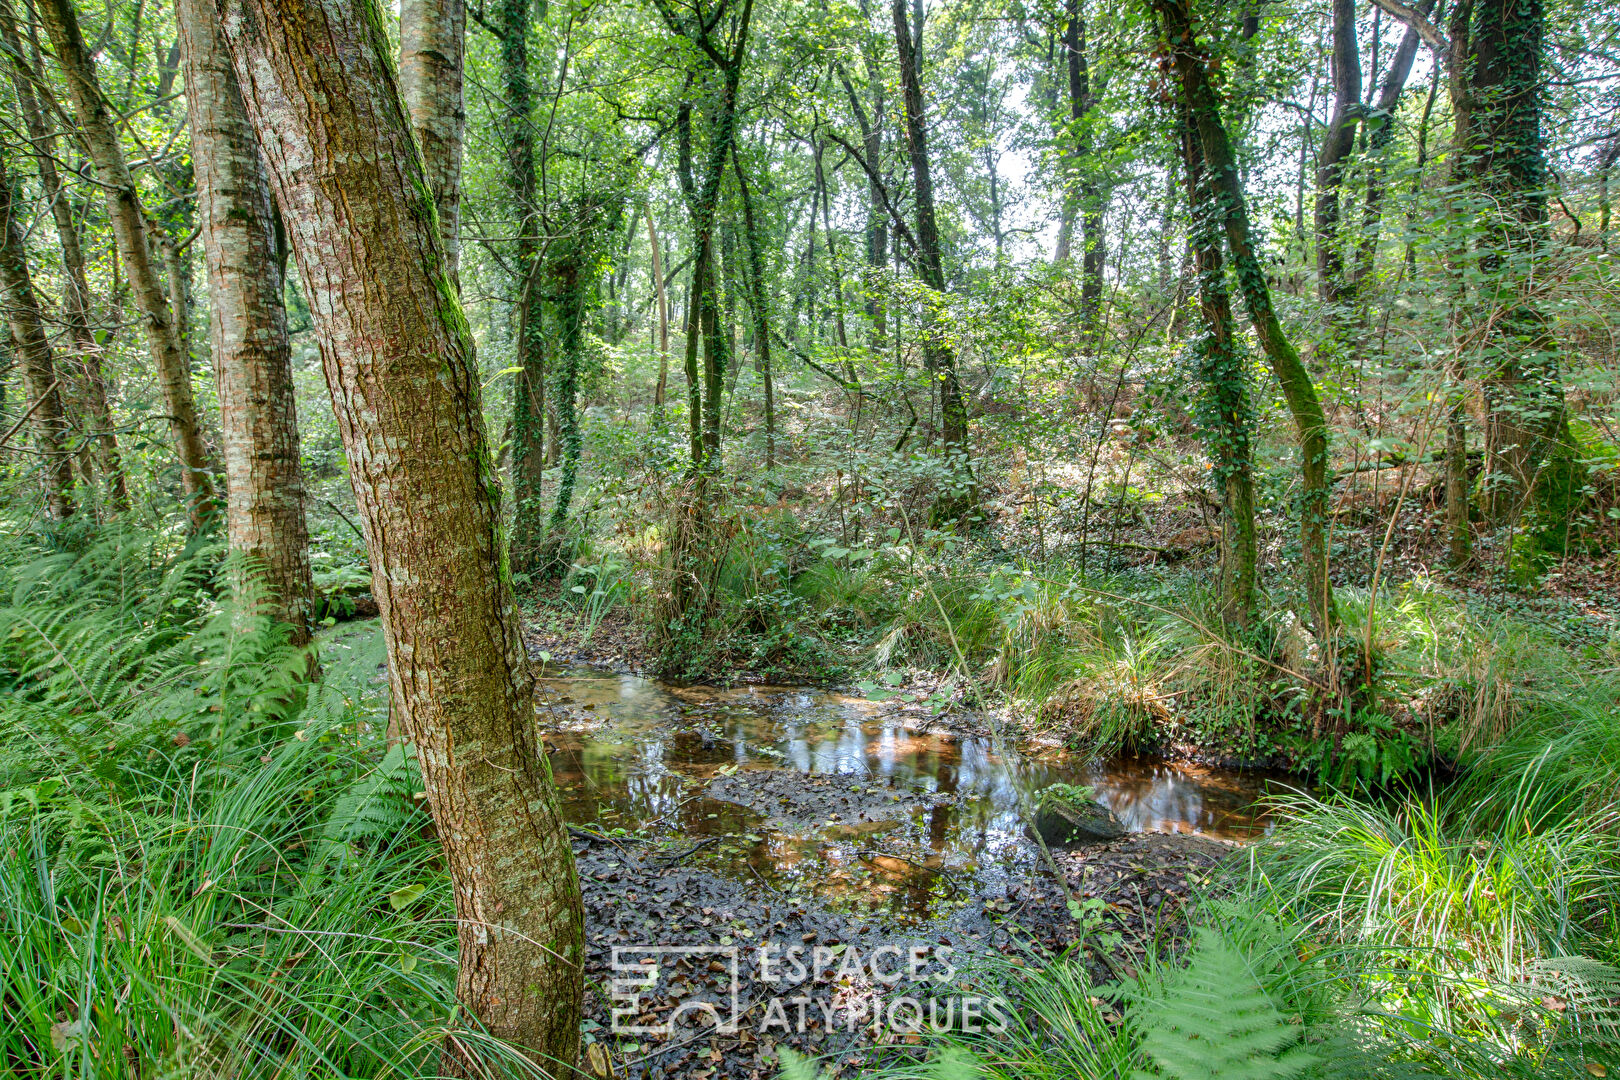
[0,0,126,509]
[1156,0,1337,642]
[178,0,315,644]
[39,0,214,525]
[0,148,75,520]
[399,0,464,281]
[213,0,584,1067]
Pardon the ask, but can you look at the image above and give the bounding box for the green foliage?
[0,534,547,1078]
[1129,927,1319,1080]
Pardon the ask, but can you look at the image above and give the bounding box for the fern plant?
[1127,927,1320,1080]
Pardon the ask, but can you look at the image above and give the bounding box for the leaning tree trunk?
[1156,0,1337,644]
[400,0,464,282]
[38,0,215,524]
[1352,1,1433,294]
[0,149,75,520]
[38,0,214,526]
[214,0,584,1069]
[0,0,126,509]
[178,0,315,644]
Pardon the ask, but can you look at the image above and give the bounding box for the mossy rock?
[1028,793,1126,848]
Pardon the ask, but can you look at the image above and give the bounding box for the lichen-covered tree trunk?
[400,0,464,281]
[39,0,214,526]
[178,0,314,643]
[0,0,126,510]
[214,0,584,1068]
[892,0,971,490]
[1156,0,1336,642]
[0,149,74,520]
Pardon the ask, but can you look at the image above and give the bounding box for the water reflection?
[541,669,1279,913]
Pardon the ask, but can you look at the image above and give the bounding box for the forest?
[0,0,1618,1075]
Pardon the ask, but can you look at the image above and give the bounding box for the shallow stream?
[540,668,1284,918]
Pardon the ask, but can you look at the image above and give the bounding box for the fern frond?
[1131,927,1320,1080]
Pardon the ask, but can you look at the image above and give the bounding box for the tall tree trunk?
[1156,0,1337,643]
[400,0,464,282]
[892,0,971,498]
[0,149,75,520]
[1467,0,1576,549]
[1444,0,1476,567]
[1314,0,1362,326]
[498,0,546,577]
[736,157,775,469]
[1352,1,1433,293]
[178,0,314,643]
[647,205,671,412]
[39,0,214,525]
[0,0,126,509]
[663,0,754,474]
[1178,102,1255,626]
[215,0,584,1068]
[839,52,888,349]
[1059,0,1105,347]
[548,258,587,530]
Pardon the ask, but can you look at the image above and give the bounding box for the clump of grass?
[1241,783,1620,1063]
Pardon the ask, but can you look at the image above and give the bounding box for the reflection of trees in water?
[545,674,1270,851]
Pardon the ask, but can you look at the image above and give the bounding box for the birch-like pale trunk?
[0,0,126,509]
[38,0,214,526]
[400,0,464,280]
[214,0,583,1067]
[0,149,74,520]
[178,0,314,643]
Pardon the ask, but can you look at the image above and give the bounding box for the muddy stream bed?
[539,668,1288,1078]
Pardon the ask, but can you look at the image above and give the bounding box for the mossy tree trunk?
[1155,0,1337,643]
[1177,101,1256,627]
[215,0,584,1069]
[494,0,547,578]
